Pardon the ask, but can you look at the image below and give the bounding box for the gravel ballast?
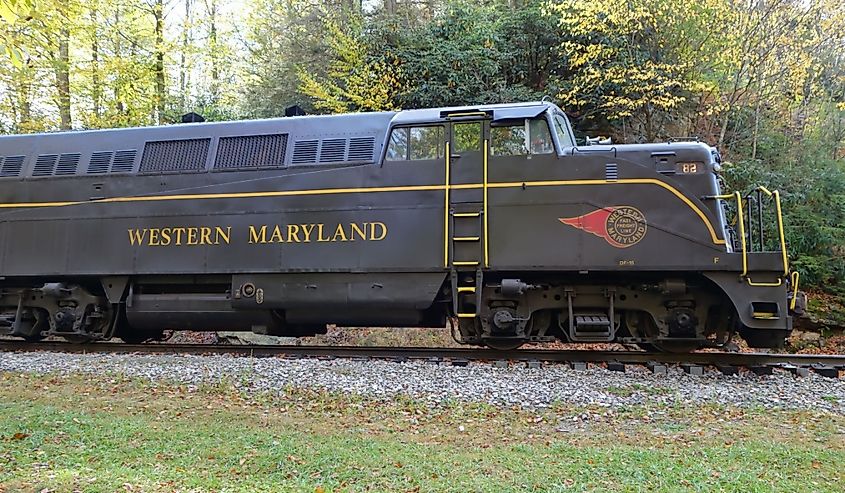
[1,351,843,413]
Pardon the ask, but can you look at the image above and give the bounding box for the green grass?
[604,383,670,397]
[0,372,842,492]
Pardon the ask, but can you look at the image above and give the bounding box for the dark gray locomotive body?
[0,102,798,350]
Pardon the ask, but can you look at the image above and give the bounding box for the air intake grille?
[55,153,80,175]
[319,138,346,163]
[87,150,137,174]
[88,151,112,174]
[112,150,137,172]
[348,137,375,162]
[33,154,58,176]
[140,138,209,173]
[215,133,288,169]
[605,162,619,182]
[0,155,25,177]
[291,140,318,164]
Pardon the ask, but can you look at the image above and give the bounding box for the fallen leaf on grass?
[11,433,29,440]
[811,460,821,469]
[315,487,325,493]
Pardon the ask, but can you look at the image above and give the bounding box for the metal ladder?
[449,207,484,319]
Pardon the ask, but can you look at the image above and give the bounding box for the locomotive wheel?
[627,311,700,353]
[481,310,545,350]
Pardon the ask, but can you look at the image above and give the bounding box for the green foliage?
[0,0,34,67]
[722,144,845,291]
[391,1,561,108]
[298,16,404,113]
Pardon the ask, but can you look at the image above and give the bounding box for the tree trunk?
[180,0,192,110]
[153,0,166,124]
[206,0,219,101]
[644,104,655,143]
[91,3,101,119]
[717,110,730,149]
[113,7,125,116]
[55,0,72,130]
[751,94,761,160]
[384,0,396,16]
[16,77,32,131]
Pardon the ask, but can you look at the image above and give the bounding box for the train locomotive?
[0,101,802,351]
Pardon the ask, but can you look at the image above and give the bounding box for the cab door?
[447,118,488,204]
[443,114,490,320]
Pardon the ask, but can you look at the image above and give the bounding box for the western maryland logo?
[558,206,647,248]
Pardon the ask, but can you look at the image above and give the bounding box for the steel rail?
[1,340,844,369]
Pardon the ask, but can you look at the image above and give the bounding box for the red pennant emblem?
[559,206,647,248]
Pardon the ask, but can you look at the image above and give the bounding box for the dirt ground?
[165,324,845,354]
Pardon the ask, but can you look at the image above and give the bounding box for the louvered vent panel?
[348,137,375,162]
[291,140,318,164]
[55,153,81,175]
[33,154,58,176]
[0,155,25,177]
[605,162,619,182]
[140,138,209,173]
[215,133,288,169]
[319,138,347,163]
[112,150,137,173]
[88,151,113,174]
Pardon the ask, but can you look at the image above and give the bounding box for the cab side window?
[491,118,554,156]
[453,122,482,153]
[529,119,553,154]
[386,126,444,161]
[491,124,527,155]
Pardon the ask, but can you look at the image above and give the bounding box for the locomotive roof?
[0,101,562,178]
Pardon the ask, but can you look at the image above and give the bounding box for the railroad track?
[1,340,843,377]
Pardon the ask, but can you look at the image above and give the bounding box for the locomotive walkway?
[1,340,843,377]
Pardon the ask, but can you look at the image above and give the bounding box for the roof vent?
[319,138,346,163]
[215,134,288,169]
[0,155,25,177]
[140,139,209,173]
[348,137,375,162]
[55,153,81,175]
[291,139,318,164]
[112,150,137,173]
[181,112,205,123]
[88,151,112,174]
[33,154,58,176]
[285,105,306,117]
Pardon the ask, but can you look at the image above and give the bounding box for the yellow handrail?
[443,141,450,268]
[725,187,789,286]
[790,271,800,311]
[773,190,788,276]
[735,191,747,277]
[483,138,489,268]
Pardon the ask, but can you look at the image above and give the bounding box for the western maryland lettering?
[248,222,386,244]
[127,222,387,247]
[128,226,232,246]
